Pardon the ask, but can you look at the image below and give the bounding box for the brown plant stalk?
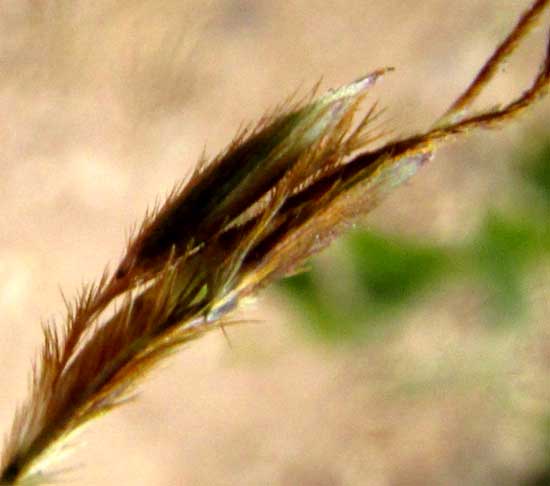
[1,1,550,484]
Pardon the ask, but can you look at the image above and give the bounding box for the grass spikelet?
[1,2,549,484]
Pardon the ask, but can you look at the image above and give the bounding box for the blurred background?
[1,1,550,484]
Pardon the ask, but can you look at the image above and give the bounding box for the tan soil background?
[1,1,550,485]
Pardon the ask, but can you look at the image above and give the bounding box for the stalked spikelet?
[1,1,550,484]
[115,69,390,283]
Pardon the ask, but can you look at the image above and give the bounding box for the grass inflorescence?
[1,1,550,484]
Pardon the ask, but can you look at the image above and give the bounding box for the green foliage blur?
[277,138,550,483]
[280,139,550,486]
[278,140,550,339]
